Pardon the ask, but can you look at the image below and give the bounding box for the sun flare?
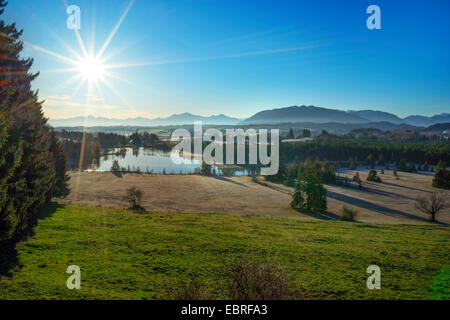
[76,56,104,81]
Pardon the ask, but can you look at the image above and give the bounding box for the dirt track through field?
[59,170,450,225]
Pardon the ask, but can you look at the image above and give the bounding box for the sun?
[76,56,104,81]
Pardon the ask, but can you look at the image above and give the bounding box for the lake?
[91,147,249,175]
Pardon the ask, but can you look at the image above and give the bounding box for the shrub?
[200,162,213,176]
[340,206,358,222]
[366,170,382,182]
[171,279,211,300]
[393,169,399,179]
[226,256,296,300]
[352,172,362,188]
[123,186,144,210]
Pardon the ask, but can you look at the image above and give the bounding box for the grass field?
[0,205,449,300]
[61,171,450,224]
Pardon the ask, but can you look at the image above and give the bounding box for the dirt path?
[59,170,450,225]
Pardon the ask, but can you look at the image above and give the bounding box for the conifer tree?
[0,1,69,241]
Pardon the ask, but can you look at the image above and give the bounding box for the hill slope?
[1,205,449,299]
[348,110,403,124]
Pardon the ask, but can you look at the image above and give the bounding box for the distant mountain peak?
[49,112,243,127]
[48,105,450,128]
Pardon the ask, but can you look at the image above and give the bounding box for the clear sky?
[3,0,450,119]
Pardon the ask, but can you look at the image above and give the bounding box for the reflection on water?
[90,147,250,175]
[96,147,200,174]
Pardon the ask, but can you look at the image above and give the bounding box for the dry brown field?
[59,170,450,225]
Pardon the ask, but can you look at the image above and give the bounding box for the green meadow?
[0,205,449,300]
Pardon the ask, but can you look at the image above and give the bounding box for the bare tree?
[415,192,447,222]
[123,186,144,210]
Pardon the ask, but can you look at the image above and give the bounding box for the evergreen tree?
[397,158,407,171]
[291,171,327,214]
[110,160,121,173]
[367,154,375,169]
[285,128,295,140]
[302,129,311,138]
[348,157,356,170]
[0,1,69,242]
[432,162,449,190]
[377,154,385,166]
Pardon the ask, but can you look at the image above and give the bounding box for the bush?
[200,162,213,176]
[340,206,358,222]
[226,256,297,300]
[352,172,362,188]
[171,279,211,300]
[123,186,144,210]
[366,170,382,182]
[393,169,400,179]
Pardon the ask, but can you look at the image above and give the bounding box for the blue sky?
[3,0,450,119]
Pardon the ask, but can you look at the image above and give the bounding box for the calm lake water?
[94,147,200,174]
[92,147,249,175]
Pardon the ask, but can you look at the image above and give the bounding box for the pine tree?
[432,161,449,190]
[302,129,311,138]
[367,154,375,169]
[285,128,295,140]
[0,1,69,242]
[377,154,385,166]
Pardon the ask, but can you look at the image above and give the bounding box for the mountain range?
[48,106,450,127]
[49,113,242,127]
[242,105,450,126]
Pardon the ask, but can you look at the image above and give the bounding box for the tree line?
[281,132,449,166]
[57,130,170,169]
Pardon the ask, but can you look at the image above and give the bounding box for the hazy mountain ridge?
[48,106,450,127]
[48,113,243,127]
[242,105,450,126]
[242,105,367,124]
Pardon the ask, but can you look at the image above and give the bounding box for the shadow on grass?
[0,203,63,277]
[382,181,432,193]
[210,176,249,188]
[327,191,449,225]
[253,179,294,196]
[351,184,416,201]
[294,209,341,221]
